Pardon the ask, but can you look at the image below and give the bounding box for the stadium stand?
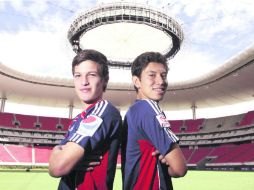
[0,112,15,128]
[184,119,204,133]
[14,113,38,130]
[5,144,32,163]
[169,120,184,133]
[0,144,16,162]
[1,110,254,170]
[238,110,254,127]
[38,116,61,131]
[188,147,213,165]
[34,146,53,164]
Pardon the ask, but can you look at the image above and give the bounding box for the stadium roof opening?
[67,2,183,68]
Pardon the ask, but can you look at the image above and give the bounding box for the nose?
[81,75,88,86]
[156,74,164,84]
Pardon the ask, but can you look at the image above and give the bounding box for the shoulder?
[95,100,121,119]
[129,99,161,115]
[91,100,115,115]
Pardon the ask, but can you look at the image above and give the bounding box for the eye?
[161,73,167,79]
[74,73,81,78]
[148,73,156,78]
[88,72,98,77]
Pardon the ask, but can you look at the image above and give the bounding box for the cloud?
[0,30,74,77]
[1,0,254,80]
[1,0,254,118]
[168,48,216,82]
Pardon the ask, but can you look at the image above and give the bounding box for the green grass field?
[0,169,254,190]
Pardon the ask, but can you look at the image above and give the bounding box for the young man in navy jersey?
[49,49,122,190]
[122,52,187,190]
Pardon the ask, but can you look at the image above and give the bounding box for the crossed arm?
[49,142,103,177]
[152,143,187,178]
[48,142,85,177]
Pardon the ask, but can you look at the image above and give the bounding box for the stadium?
[0,1,254,190]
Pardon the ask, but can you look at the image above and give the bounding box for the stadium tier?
[0,110,254,170]
[188,147,213,165]
[34,146,53,164]
[0,112,70,131]
[238,110,254,126]
[0,144,52,166]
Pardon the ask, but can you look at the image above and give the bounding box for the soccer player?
[49,49,122,190]
[121,52,187,190]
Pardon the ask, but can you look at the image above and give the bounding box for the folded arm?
[49,142,84,177]
[165,143,187,177]
[153,143,187,178]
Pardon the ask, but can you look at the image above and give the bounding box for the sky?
[1,0,254,119]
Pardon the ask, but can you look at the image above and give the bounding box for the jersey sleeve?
[89,109,122,150]
[138,103,179,156]
[60,102,122,151]
[60,114,103,149]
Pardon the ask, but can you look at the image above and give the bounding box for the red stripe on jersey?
[134,140,159,190]
[77,151,109,190]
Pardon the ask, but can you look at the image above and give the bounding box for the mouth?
[80,88,90,93]
[153,87,166,92]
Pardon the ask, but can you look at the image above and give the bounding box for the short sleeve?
[138,105,179,156]
[61,115,103,149]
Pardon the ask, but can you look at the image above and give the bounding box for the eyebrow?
[146,70,167,74]
[74,71,98,74]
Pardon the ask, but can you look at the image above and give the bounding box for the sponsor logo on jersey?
[156,114,171,128]
[76,115,103,137]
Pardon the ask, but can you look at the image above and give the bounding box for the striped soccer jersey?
[122,99,179,190]
[58,100,122,190]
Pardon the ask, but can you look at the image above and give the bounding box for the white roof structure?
[0,1,254,118]
[1,44,254,114]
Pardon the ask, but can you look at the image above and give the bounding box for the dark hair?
[131,52,168,78]
[72,49,109,91]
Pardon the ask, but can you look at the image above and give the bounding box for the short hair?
[131,51,168,78]
[131,52,168,91]
[72,49,109,91]
[72,49,108,77]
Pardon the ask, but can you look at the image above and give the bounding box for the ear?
[132,76,141,89]
[103,76,109,92]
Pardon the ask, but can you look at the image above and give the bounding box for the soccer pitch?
[0,169,254,190]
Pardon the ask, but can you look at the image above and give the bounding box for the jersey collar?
[81,99,103,119]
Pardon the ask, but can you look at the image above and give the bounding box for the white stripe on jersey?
[76,135,85,143]
[164,128,179,142]
[93,101,102,115]
[145,99,161,115]
[145,99,179,143]
[98,101,108,117]
[157,164,161,189]
[92,100,108,117]
[69,134,80,141]
[69,133,85,143]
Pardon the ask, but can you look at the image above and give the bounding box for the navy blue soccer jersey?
[121,99,179,190]
[58,100,122,190]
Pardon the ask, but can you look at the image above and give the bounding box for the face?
[73,60,106,109]
[133,62,168,102]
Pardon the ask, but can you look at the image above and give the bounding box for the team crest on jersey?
[76,115,103,137]
[156,114,171,128]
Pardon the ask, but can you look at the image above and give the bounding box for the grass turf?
[0,169,254,190]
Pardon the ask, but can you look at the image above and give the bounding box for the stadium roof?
[1,44,254,112]
[0,0,254,116]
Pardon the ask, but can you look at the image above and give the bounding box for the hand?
[152,149,169,165]
[84,154,103,171]
[74,154,103,171]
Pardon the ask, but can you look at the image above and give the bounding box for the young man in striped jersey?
[49,49,122,190]
[121,52,187,190]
